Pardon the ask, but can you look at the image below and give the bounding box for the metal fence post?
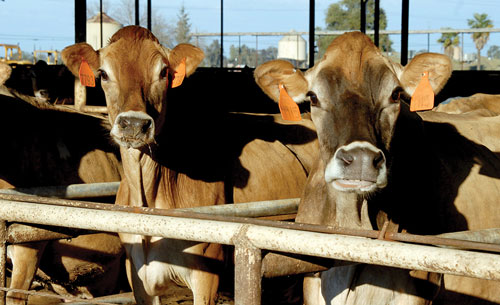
[234,225,261,305]
[0,221,7,305]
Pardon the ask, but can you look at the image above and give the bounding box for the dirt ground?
[17,276,302,305]
[11,268,302,304]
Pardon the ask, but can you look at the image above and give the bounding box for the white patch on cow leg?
[303,273,327,305]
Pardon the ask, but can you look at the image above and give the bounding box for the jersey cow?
[434,93,500,116]
[62,26,317,305]
[255,31,500,304]
[0,66,124,304]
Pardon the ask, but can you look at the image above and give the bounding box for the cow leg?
[126,252,160,305]
[7,241,48,305]
[190,243,223,305]
[303,273,326,305]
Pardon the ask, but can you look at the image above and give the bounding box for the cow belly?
[304,265,430,305]
[232,139,308,203]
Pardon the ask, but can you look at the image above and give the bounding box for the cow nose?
[111,111,155,148]
[117,115,153,135]
[37,89,49,98]
[373,151,384,169]
[336,149,354,165]
[333,143,386,183]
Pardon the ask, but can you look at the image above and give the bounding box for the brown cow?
[255,31,500,304]
[62,26,317,305]
[0,69,125,304]
[433,93,500,115]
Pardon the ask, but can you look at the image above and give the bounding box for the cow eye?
[98,69,109,81]
[390,88,403,102]
[160,66,168,79]
[306,91,319,106]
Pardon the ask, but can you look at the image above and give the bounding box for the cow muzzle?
[110,111,155,149]
[324,141,387,194]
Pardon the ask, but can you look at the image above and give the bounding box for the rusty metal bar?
[177,198,299,217]
[234,226,262,305]
[0,199,500,281]
[0,221,6,305]
[1,193,499,254]
[0,182,120,199]
[7,223,96,244]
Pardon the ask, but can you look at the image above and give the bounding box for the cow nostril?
[142,119,152,134]
[373,152,384,169]
[118,117,129,129]
[337,150,354,165]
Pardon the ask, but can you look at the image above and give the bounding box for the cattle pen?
[0,183,499,305]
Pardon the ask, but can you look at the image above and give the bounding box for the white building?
[86,12,122,50]
[278,30,307,67]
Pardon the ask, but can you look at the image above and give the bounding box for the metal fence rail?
[0,195,499,305]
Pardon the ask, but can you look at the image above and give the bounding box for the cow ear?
[0,62,12,86]
[168,43,204,77]
[254,60,308,103]
[61,43,100,77]
[399,53,452,96]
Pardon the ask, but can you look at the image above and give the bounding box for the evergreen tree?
[203,40,222,67]
[175,5,192,44]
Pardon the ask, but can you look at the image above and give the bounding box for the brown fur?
[433,93,500,115]
[255,31,500,304]
[0,93,123,305]
[62,26,317,305]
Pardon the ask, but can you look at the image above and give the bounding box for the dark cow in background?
[0,61,74,107]
[255,31,500,304]
[62,26,317,305]
[0,66,125,304]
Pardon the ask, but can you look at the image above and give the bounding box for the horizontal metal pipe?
[0,199,499,281]
[177,198,299,217]
[0,182,120,199]
[7,223,96,244]
[1,193,499,254]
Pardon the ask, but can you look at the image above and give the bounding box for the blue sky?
[0,0,499,57]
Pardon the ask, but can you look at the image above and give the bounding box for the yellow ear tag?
[171,58,186,88]
[410,71,434,112]
[78,59,95,87]
[278,84,302,121]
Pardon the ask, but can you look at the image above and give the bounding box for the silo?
[86,12,122,50]
[277,30,307,63]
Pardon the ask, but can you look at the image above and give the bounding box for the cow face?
[255,32,451,195]
[62,26,204,149]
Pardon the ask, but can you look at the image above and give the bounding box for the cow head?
[62,26,204,149]
[255,32,451,195]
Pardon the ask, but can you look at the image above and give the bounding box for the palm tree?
[468,13,493,70]
[437,29,459,59]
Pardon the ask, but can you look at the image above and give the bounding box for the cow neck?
[296,157,372,230]
[120,146,163,209]
[369,102,440,234]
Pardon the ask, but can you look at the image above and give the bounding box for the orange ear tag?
[171,58,186,88]
[410,71,434,112]
[278,84,302,121]
[78,59,95,87]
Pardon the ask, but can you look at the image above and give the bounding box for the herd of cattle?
[0,26,499,305]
